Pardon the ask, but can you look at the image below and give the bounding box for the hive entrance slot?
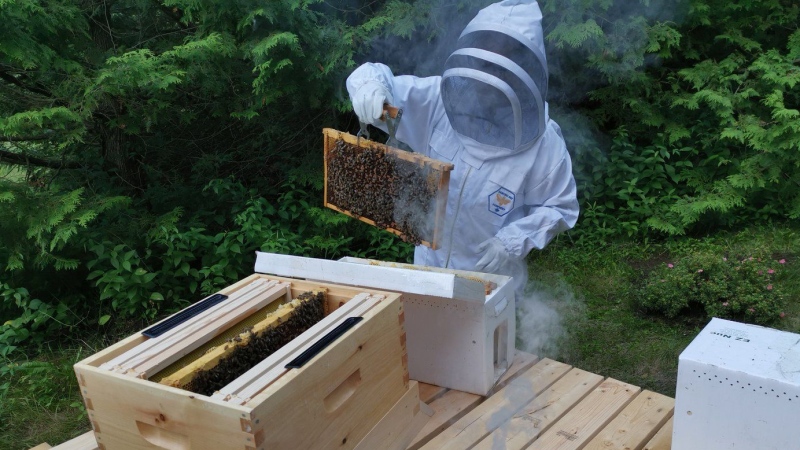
[494,320,508,372]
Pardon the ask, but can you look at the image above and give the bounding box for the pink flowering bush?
[637,252,786,324]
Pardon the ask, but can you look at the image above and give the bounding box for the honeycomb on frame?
[323,128,453,249]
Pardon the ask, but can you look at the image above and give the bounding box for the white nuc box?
[672,317,800,450]
[255,252,516,396]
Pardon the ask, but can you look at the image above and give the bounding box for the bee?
[182,291,327,396]
[327,138,440,244]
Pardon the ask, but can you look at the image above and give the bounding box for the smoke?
[544,0,691,102]
[351,0,694,168]
[387,153,439,245]
[392,188,435,244]
[515,273,584,359]
[359,0,692,88]
[362,0,491,77]
[482,254,584,361]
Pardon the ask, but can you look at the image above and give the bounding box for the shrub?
[0,175,413,356]
[546,0,800,237]
[636,251,786,324]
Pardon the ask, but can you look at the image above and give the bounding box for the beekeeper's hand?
[352,81,393,126]
[475,237,515,274]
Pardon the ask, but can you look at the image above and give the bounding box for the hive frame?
[323,128,453,249]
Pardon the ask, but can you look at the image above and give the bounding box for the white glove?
[475,237,512,274]
[352,81,393,126]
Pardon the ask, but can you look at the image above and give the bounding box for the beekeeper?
[346,0,578,292]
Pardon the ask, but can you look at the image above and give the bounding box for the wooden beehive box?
[73,274,414,450]
[323,128,453,249]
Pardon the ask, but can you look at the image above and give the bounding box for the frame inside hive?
[323,128,453,249]
[93,275,396,401]
[150,288,330,396]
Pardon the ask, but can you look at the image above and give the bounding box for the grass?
[524,260,699,396]
[1,348,87,449]
[523,224,800,398]
[3,224,799,447]
[517,240,698,396]
[0,323,143,450]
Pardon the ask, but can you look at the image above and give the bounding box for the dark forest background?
[1,0,798,359]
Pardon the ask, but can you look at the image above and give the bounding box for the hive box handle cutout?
[324,369,362,413]
[136,420,190,450]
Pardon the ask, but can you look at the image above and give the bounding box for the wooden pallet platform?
[410,352,675,450]
[34,352,674,450]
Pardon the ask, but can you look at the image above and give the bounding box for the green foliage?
[544,0,800,237]
[636,251,787,324]
[0,0,429,355]
[0,173,413,354]
[0,359,80,410]
[575,128,692,239]
[0,282,81,358]
[0,181,131,356]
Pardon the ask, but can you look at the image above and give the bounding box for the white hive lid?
[254,252,493,302]
[681,318,800,385]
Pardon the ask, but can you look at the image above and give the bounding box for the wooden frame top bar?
[322,128,454,172]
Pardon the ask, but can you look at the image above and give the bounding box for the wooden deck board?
[489,351,539,395]
[48,431,97,450]
[583,390,674,450]
[407,390,483,449]
[33,352,676,450]
[474,368,604,450]
[28,444,52,450]
[419,382,448,403]
[420,359,572,450]
[526,378,641,450]
[643,417,674,450]
[414,353,675,450]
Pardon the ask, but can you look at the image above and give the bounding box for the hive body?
[74,274,413,450]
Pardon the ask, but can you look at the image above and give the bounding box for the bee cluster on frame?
[327,137,436,245]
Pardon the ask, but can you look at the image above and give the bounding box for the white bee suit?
[346,0,578,291]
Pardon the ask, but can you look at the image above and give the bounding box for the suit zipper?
[445,166,472,268]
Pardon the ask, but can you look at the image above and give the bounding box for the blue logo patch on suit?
[488,188,515,216]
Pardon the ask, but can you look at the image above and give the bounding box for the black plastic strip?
[142,293,229,338]
[285,317,364,369]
